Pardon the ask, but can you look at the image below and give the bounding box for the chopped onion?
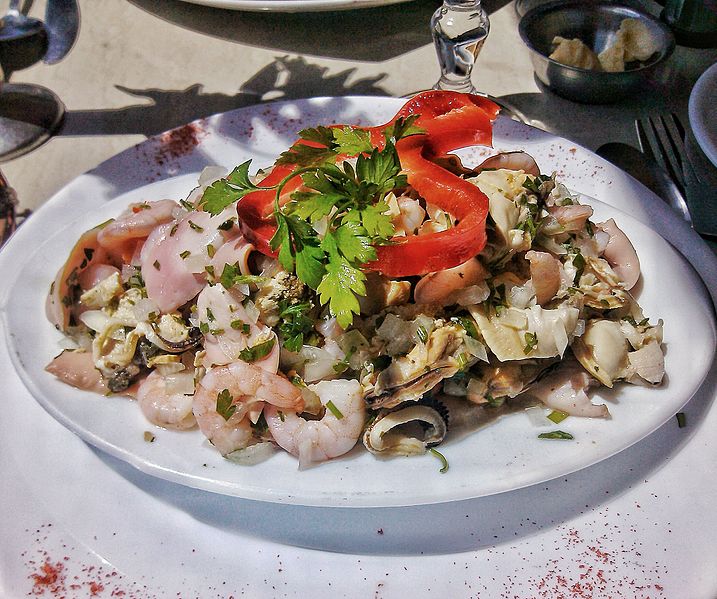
[463,336,488,362]
[79,310,110,333]
[132,298,160,323]
[525,405,552,427]
[225,441,277,465]
[300,346,341,382]
[454,283,490,306]
[243,299,260,324]
[509,282,534,310]
[376,314,413,356]
[317,317,343,340]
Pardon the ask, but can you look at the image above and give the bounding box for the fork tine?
[649,114,687,189]
[635,116,677,185]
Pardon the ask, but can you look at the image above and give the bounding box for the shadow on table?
[95,358,717,556]
[126,0,512,62]
[60,55,391,138]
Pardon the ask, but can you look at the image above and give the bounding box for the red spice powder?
[30,560,66,596]
[154,122,207,166]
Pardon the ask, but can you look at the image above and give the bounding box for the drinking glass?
[431,0,490,94]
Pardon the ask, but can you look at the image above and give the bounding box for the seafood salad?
[45,91,665,469]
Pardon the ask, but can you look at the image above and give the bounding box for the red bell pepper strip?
[236,90,499,276]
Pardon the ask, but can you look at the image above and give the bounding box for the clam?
[363,399,449,456]
[573,319,629,387]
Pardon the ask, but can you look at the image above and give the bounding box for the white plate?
[689,61,717,169]
[1,97,714,508]
[177,0,411,12]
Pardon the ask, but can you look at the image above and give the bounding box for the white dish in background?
[177,0,411,12]
[1,96,714,508]
[689,62,717,169]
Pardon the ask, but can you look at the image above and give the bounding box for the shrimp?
[193,361,303,456]
[599,218,640,290]
[137,370,197,431]
[525,250,561,305]
[264,379,366,469]
[414,258,488,306]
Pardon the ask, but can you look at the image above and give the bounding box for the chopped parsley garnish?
[676,412,686,428]
[219,263,267,290]
[523,332,538,354]
[538,430,574,440]
[522,174,552,194]
[188,220,204,232]
[416,325,428,344]
[451,315,480,339]
[216,389,236,421]
[325,400,344,420]
[278,301,314,353]
[230,319,251,334]
[429,447,449,473]
[179,250,191,260]
[238,338,276,362]
[547,409,569,424]
[572,251,586,285]
[200,118,423,328]
[153,260,161,271]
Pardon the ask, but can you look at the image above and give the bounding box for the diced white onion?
[79,310,110,333]
[300,345,341,382]
[463,336,489,362]
[454,283,490,306]
[525,405,552,427]
[132,298,160,323]
[225,441,277,465]
[243,299,260,324]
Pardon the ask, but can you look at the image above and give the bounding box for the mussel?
[363,399,449,456]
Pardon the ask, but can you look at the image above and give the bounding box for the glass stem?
[431,0,490,93]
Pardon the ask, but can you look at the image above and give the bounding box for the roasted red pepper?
[237,90,499,276]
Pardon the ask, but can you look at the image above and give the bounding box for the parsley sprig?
[200,118,422,329]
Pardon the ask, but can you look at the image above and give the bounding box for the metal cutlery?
[636,113,717,237]
[42,0,79,65]
[596,141,692,223]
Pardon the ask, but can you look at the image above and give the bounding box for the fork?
[636,112,717,237]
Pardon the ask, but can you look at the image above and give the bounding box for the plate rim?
[176,0,412,12]
[689,62,717,168]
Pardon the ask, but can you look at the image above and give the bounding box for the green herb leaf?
[325,400,344,420]
[547,410,569,424]
[383,115,424,143]
[238,338,276,363]
[523,332,538,354]
[216,389,236,421]
[538,430,574,440]
[333,126,373,156]
[200,161,264,215]
[316,254,365,329]
[278,301,314,353]
[428,447,449,473]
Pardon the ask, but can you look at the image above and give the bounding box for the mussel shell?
[363,398,449,456]
[364,364,457,410]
